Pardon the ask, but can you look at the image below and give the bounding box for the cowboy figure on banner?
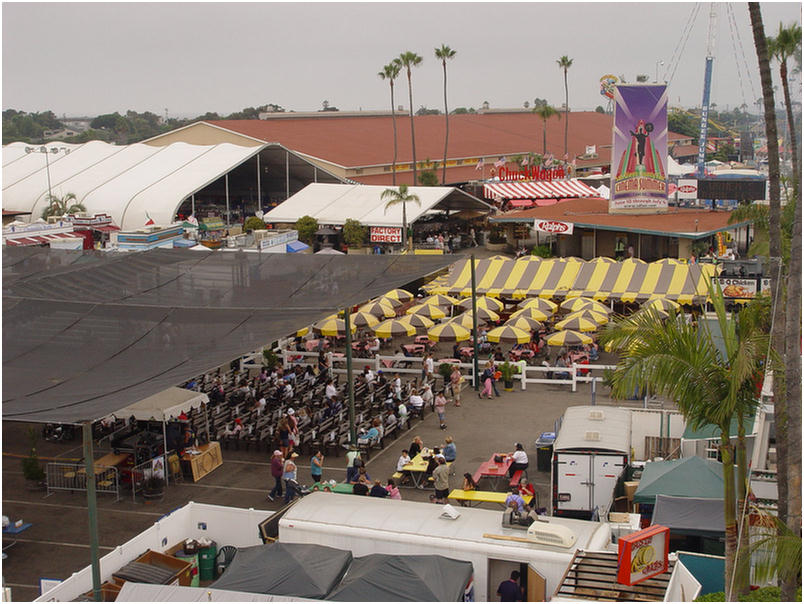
[616,119,665,179]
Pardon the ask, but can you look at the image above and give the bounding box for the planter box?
[346,247,370,255]
[485,242,508,252]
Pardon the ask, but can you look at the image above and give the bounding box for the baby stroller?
[285,479,311,502]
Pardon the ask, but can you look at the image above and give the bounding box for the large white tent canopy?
[2,141,265,229]
[116,387,209,422]
[263,183,493,227]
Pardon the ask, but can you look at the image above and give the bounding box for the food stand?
[198,217,227,249]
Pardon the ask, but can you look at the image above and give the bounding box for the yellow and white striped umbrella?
[560,297,611,315]
[505,316,542,331]
[296,326,310,337]
[359,300,396,318]
[350,311,381,328]
[643,297,680,312]
[486,325,531,344]
[457,296,504,312]
[636,306,671,320]
[509,307,551,322]
[565,309,609,325]
[313,317,357,337]
[427,322,471,342]
[373,318,416,338]
[517,297,557,314]
[420,294,459,307]
[546,330,593,346]
[407,303,447,320]
[403,314,435,330]
[554,315,601,332]
[461,307,500,322]
[449,312,486,329]
[381,288,414,303]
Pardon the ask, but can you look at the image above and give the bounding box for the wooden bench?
[448,489,533,508]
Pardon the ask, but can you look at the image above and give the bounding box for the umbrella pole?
[344,308,356,446]
[470,254,480,390]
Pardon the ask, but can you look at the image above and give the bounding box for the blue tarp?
[287,240,309,253]
[678,552,725,595]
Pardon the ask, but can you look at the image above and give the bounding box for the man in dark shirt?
[369,480,388,498]
[496,570,523,602]
[352,482,369,496]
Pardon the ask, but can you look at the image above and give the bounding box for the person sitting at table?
[462,472,478,492]
[353,466,371,485]
[494,347,505,362]
[385,478,402,500]
[587,341,599,361]
[408,436,423,459]
[518,476,536,500]
[408,388,424,418]
[442,436,457,462]
[397,449,411,472]
[369,479,388,498]
[368,337,381,355]
[452,342,461,359]
[325,378,338,401]
[554,354,570,380]
[507,443,529,478]
[426,447,444,475]
[397,400,409,427]
[505,486,529,514]
[364,418,381,444]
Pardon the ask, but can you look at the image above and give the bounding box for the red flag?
[145,212,155,226]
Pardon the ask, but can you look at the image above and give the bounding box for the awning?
[5,237,44,246]
[286,240,309,253]
[509,199,534,208]
[483,179,599,200]
[91,225,120,233]
[4,233,79,246]
[651,495,725,536]
[117,387,209,422]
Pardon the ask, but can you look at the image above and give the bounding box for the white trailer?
[552,406,631,520]
[279,491,616,601]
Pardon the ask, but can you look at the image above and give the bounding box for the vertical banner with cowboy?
[610,85,668,213]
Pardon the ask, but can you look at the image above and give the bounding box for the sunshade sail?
[2,248,450,423]
[210,543,352,598]
[483,179,599,200]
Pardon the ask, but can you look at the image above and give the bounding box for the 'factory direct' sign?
[370,227,402,243]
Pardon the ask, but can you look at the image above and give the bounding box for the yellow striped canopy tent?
[554,315,601,332]
[427,322,471,342]
[428,258,719,304]
[449,312,486,329]
[515,255,543,263]
[456,296,504,312]
[420,294,459,307]
[504,316,543,331]
[349,311,381,328]
[381,288,414,303]
[373,318,416,338]
[313,317,357,337]
[486,325,531,344]
[564,309,609,325]
[546,330,593,347]
[359,300,396,318]
[509,307,551,322]
[406,303,447,320]
[516,297,558,314]
[404,313,435,330]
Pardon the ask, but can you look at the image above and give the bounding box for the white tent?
[667,155,694,177]
[117,387,209,422]
[263,183,492,228]
[595,184,610,199]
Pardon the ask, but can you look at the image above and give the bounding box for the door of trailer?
[554,452,590,512]
[592,454,627,512]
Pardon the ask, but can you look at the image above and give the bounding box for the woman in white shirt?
[408,389,424,417]
[507,443,529,478]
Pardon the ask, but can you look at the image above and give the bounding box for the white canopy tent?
[263,183,492,228]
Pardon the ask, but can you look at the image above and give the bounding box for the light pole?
[25,145,70,212]
[655,60,665,83]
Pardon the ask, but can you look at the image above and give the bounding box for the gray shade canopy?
[651,494,725,536]
[210,543,352,599]
[3,247,450,423]
[326,554,474,602]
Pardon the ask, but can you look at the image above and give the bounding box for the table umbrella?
[313,317,357,337]
[554,315,600,332]
[516,297,557,314]
[427,322,471,342]
[374,295,404,308]
[296,326,310,337]
[509,307,551,322]
[381,288,414,303]
[373,318,416,338]
[564,309,609,325]
[406,303,447,320]
[486,325,531,344]
[420,294,459,307]
[461,307,500,322]
[404,313,435,330]
[359,300,396,318]
[643,297,680,311]
[560,297,611,315]
[504,316,542,331]
[457,296,504,312]
[546,330,593,346]
[349,311,380,328]
[449,312,486,329]
[636,306,671,320]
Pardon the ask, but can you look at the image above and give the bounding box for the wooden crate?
[81,581,121,602]
[134,549,193,586]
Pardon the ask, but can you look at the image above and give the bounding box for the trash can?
[535,432,556,473]
[197,542,217,581]
[174,550,199,587]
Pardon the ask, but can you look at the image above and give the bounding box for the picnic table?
[400,453,430,489]
[402,344,425,355]
[474,453,512,491]
[458,347,474,358]
[508,349,534,360]
[414,335,430,345]
[569,351,589,363]
[448,489,533,508]
[437,358,459,365]
[3,521,32,559]
[312,481,354,494]
[305,339,329,352]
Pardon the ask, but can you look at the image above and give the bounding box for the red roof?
[493,197,740,236]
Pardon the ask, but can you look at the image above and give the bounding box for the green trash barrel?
[198,542,217,581]
[175,551,199,587]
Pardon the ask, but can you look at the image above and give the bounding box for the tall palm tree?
[378,61,402,185]
[533,105,560,155]
[434,44,456,185]
[41,192,85,220]
[600,289,767,601]
[381,184,420,250]
[396,52,423,185]
[768,22,802,201]
[748,8,795,601]
[556,55,573,160]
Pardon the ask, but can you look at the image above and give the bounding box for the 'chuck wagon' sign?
[533,219,574,235]
[370,227,403,243]
[617,525,670,585]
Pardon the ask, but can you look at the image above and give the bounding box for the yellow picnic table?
[448,489,533,508]
[400,453,430,488]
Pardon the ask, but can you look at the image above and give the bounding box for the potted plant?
[262,348,279,370]
[438,362,453,389]
[21,428,46,489]
[498,361,520,391]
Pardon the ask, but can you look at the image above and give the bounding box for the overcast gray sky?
[2,2,801,118]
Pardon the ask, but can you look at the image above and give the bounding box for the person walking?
[496,571,524,602]
[479,364,494,399]
[345,446,362,483]
[450,365,463,407]
[310,450,324,484]
[267,450,284,501]
[435,390,448,430]
[282,452,299,504]
[431,457,450,504]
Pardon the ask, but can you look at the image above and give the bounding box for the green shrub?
[438,363,454,380]
[531,245,552,258]
[295,215,319,244]
[21,428,45,481]
[243,216,266,232]
[342,219,367,247]
[694,587,801,602]
[262,348,280,369]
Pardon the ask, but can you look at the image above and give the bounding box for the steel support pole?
[285,151,290,200]
[470,254,480,389]
[83,423,102,602]
[44,151,53,204]
[344,309,356,445]
[225,174,230,225]
[256,154,261,213]
[191,194,195,217]
[162,420,169,487]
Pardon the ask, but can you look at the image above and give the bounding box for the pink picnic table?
[473,453,513,491]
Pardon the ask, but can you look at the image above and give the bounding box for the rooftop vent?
[584,431,601,442]
[588,410,605,421]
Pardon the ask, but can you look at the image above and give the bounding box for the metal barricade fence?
[129,458,154,503]
[46,462,120,502]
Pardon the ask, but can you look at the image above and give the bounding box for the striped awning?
[427,257,720,304]
[483,179,599,200]
[4,232,79,246]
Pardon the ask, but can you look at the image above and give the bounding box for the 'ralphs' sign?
[534,220,573,235]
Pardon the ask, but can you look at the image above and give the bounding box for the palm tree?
[381,184,420,250]
[768,22,801,201]
[41,192,85,220]
[748,8,794,601]
[533,105,560,155]
[378,61,402,185]
[434,44,456,185]
[556,55,573,160]
[396,52,423,185]
[599,289,767,601]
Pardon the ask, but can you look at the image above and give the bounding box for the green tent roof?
[682,414,755,441]
[633,456,729,504]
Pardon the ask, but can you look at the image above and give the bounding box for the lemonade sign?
[616,525,669,585]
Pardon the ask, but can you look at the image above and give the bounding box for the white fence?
[517,360,617,392]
